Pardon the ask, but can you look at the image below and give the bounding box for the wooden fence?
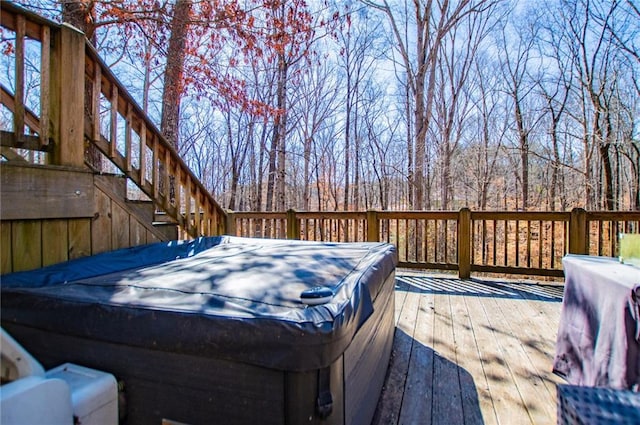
[228,208,640,278]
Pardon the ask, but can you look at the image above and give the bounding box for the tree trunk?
[303,137,311,210]
[344,68,352,211]
[160,0,191,150]
[273,54,288,213]
[514,98,529,210]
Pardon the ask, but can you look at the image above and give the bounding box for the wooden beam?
[1,131,53,152]
[0,164,94,220]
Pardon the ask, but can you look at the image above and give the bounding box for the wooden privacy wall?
[1,164,173,274]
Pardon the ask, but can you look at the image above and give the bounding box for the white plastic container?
[1,327,73,424]
[45,363,118,425]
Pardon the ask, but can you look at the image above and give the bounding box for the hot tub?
[1,236,397,425]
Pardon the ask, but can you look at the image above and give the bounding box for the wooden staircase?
[0,1,226,273]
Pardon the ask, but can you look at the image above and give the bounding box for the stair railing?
[0,1,226,238]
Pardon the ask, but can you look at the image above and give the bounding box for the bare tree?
[362,0,492,210]
[335,6,384,210]
[432,4,496,209]
[290,61,340,210]
[497,12,541,210]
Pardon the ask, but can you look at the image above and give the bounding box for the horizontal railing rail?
[0,1,226,238]
[229,208,640,278]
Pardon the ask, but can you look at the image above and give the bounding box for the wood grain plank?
[464,294,532,424]
[398,282,435,425]
[92,188,112,254]
[12,220,41,272]
[146,229,160,244]
[1,221,13,274]
[1,164,94,220]
[111,203,130,250]
[487,295,560,423]
[482,294,552,424]
[449,289,494,425]
[68,218,91,259]
[432,292,464,425]
[394,277,409,326]
[42,219,68,266]
[130,216,146,247]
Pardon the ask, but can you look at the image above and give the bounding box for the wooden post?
[225,211,236,236]
[569,207,588,255]
[367,210,379,242]
[287,209,300,240]
[458,207,471,279]
[49,24,85,168]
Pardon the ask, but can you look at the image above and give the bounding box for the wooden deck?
[373,272,565,425]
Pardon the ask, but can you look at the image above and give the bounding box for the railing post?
[287,209,300,240]
[49,23,85,168]
[367,210,379,242]
[458,207,471,279]
[225,211,236,236]
[569,207,588,255]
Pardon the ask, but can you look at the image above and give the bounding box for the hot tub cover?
[1,236,397,371]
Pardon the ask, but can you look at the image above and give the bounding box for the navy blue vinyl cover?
[1,236,397,371]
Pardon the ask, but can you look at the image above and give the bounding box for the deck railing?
[0,1,226,238]
[3,3,639,279]
[228,209,640,278]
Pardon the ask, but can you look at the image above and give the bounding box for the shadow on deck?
[373,274,564,425]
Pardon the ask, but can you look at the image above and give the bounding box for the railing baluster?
[551,220,556,268]
[152,137,159,200]
[125,104,132,172]
[14,15,25,139]
[195,187,201,236]
[538,220,543,269]
[526,220,531,268]
[492,220,497,267]
[481,220,486,265]
[175,168,182,223]
[163,150,170,210]
[139,125,147,185]
[444,219,448,264]
[184,178,192,235]
[91,60,101,142]
[404,219,408,262]
[598,220,603,256]
[515,220,520,267]
[504,220,508,266]
[610,220,616,257]
[40,25,50,147]
[109,84,118,158]
[434,219,439,264]
[470,220,475,265]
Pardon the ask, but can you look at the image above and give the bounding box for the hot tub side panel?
[283,271,395,425]
[344,272,395,425]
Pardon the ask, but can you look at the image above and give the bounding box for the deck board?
[374,272,564,425]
